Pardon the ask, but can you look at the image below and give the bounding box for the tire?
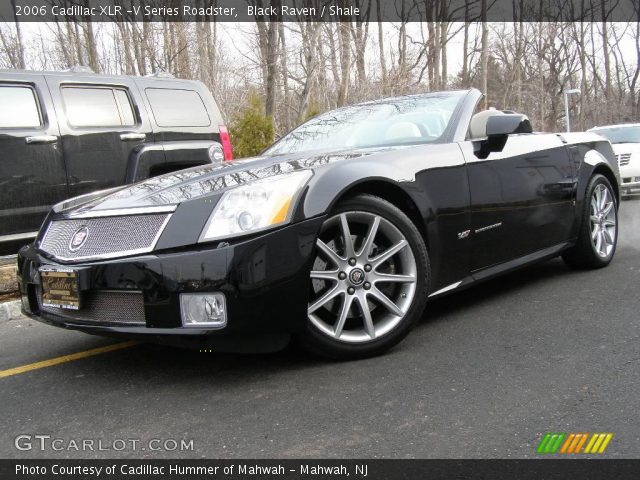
[562,174,618,269]
[298,194,429,360]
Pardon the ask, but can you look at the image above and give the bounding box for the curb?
[0,261,18,296]
[0,300,22,322]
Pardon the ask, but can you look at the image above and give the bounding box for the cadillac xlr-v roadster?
[18,89,620,359]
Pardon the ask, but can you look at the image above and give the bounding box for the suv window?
[0,85,41,128]
[61,86,136,128]
[146,88,210,127]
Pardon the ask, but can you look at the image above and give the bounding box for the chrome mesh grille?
[40,214,170,262]
[617,153,631,167]
[39,290,145,326]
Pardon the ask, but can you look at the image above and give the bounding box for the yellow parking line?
[0,341,138,379]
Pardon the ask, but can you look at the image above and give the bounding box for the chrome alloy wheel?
[308,211,417,343]
[590,184,617,258]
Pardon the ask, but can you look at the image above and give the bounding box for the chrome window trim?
[39,214,172,263]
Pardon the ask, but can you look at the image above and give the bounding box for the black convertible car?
[17,89,619,359]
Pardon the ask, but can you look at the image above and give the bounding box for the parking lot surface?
[2,200,639,459]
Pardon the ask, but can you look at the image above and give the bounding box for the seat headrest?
[385,122,422,141]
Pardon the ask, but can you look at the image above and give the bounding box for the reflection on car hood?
[60,146,405,214]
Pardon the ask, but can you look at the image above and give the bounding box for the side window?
[0,85,42,129]
[61,86,136,128]
[145,88,211,127]
[114,89,135,126]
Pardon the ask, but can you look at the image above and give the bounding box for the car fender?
[300,157,426,220]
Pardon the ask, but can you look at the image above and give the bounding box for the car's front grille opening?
[39,214,170,262]
[617,153,631,167]
[38,290,146,326]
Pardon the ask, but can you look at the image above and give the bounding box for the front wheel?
[299,194,429,359]
[562,174,618,269]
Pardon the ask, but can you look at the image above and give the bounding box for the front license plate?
[40,267,81,310]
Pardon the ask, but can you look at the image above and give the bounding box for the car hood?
[55,146,409,215]
[611,143,640,155]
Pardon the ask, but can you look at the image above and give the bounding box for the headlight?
[199,170,312,242]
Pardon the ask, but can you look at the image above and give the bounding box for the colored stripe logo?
[537,433,613,454]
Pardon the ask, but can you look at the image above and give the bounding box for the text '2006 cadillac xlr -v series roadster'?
[17,89,620,359]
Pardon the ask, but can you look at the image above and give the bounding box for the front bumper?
[17,217,324,352]
[619,165,640,196]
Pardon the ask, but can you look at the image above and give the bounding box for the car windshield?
[591,126,640,144]
[264,92,466,156]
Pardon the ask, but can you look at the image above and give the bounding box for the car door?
[45,74,152,198]
[459,133,575,271]
[0,75,68,245]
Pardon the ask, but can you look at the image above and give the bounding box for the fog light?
[180,293,226,328]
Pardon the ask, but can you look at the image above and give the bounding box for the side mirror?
[475,113,533,159]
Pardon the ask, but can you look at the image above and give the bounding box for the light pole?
[563,88,581,132]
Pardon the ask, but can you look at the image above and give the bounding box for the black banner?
[0,0,638,23]
[2,459,640,480]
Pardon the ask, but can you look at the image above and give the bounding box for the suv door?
[0,75,67,248]
[135,78,223,175]
[45,75,152,198]
[460,133,575,271]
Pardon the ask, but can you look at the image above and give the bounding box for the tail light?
[218,125,233,161]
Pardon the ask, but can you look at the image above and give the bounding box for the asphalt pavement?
[1,199,639,459]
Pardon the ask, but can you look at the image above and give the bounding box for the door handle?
[120,133,146,141]
[25,135,58,144]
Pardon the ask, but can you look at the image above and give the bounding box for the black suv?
[0,68,232,254]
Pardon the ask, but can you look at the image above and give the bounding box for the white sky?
[10,21,639,81]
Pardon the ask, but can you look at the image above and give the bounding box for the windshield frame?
[263,90,471,157]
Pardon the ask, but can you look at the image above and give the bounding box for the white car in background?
[589,123,640,197]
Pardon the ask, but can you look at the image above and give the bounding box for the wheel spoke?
[595,230,603,255]
[310,270,339,281]
[339,213,356,258]
[596,186,605,210]
[357,215,380,259]
[601,187,610,209]
[602,201,613,217]
[603,227,614,245]
[333,294,353,338]
[373,272,416,284]
[603,218,616,227]
[370,287,404,317]
[356,292,375,339]
[591,224,599,240]
[309,285,342,313]
[590,215,599,223]
[370,239,408,268]
[315,238,343,266]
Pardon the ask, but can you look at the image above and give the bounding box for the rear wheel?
[299,194,429,359]
[562,174,618,269]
